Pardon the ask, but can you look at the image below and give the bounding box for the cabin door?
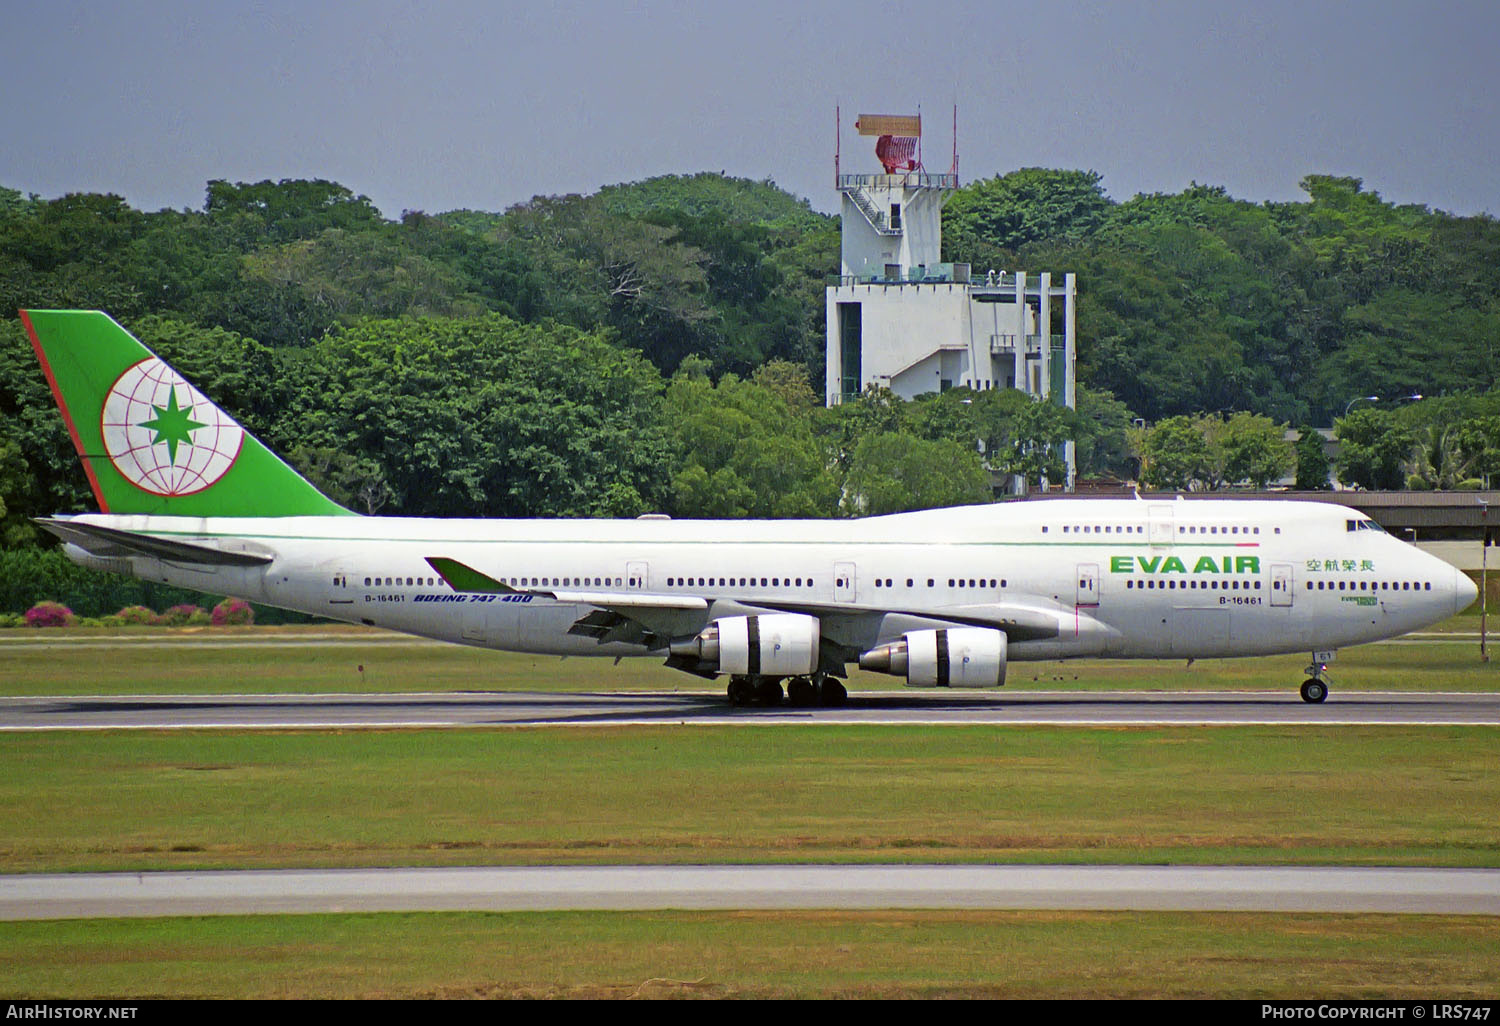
[1270,563,1293,607]
[1148,505,1174,547]
[834,562,857,603]
[328,570,355,608]
[1076,563,1100,607]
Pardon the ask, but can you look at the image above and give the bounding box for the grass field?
[2,726,1496,872]
[2,626,1497,999]
[1,621,1498,695]
[3,909,1497,999]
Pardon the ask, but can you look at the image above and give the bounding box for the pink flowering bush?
[115,605,157,626]
[211,598,255,626]
[25,601,77,628]
[156,604,206,626]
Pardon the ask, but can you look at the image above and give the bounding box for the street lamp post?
[1343,395,1380,416]
[1482,499,1489,664]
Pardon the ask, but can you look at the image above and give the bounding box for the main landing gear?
[726,673,847,708]
[1300,656,1331,704]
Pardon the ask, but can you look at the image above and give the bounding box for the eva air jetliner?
[22,310,1477,706]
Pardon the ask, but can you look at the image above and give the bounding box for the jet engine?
[859,627,1007,687]
[669,613,821,677]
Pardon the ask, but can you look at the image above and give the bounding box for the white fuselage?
[61,498,1473,670]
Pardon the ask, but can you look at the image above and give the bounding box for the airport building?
[823,111,1079,488]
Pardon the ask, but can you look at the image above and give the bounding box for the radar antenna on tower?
[856,113,923,174]
[826,104,1078,492]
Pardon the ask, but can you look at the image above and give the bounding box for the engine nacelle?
[859,627,1007,688]
[669,613,821,677]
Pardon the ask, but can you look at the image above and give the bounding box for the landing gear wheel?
[755,678,784,707]
[1300,679,1328,704]
[818,678,848,707]
[786,677,816,707]
[726,676,754,707]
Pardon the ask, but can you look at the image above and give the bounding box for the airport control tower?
[825,110,1077,488]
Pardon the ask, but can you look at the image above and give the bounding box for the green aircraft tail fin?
[21,309,352,517]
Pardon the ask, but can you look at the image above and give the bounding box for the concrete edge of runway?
[2,865,1497,920]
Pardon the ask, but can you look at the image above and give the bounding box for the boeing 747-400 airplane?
[21,310,1477,706]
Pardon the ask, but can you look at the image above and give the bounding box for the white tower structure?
[825,110,1078,488]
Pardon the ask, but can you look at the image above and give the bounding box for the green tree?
[662,372,836,518]
[1293,428,1332,490]
[0,433,32,546]
[750,359,818,414]
[1334,408,1415,490]
[943,168,1111,267]
[1219,412,1293,488]
[283,444,393,514]
[494,193,715,372]
[1450,415,1500,488]
[988,396,1073,488]
[841,432,992,516]
[288,315,672,517]
[1139,416,1213,491]
[814,386,909,478]
[204,179,385,247]
[1074,384,1136,479]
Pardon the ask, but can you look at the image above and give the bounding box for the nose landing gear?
[1300,656,1331,703]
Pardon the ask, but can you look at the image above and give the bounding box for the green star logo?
[136,389,207,465]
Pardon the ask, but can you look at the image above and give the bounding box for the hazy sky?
[3,0,1496,218]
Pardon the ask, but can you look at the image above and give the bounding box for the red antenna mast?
[951,104,958,178]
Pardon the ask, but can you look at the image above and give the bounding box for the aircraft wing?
[425,557,1061,654]
[425,557,708,648]
[34,517,274,567]
[716,597,1064,643]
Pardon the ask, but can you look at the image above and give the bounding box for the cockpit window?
[1346,518,1387,533]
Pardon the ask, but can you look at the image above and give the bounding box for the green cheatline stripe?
[97,528,1263,550]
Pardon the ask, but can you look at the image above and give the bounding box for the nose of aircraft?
[1455,567,1479,615]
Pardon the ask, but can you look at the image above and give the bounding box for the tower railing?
[837,172,958,190]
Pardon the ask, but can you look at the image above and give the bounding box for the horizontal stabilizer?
[34,518,273,567]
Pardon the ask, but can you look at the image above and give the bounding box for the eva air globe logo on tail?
[100,358,244,496]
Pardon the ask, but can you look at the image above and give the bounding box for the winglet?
[425,557,518,594]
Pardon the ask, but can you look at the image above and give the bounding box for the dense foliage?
[3,165,1499,612]
[944,172,1500,426]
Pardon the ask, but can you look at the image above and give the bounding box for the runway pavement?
[4,864,1498,920]
[2,688,1499,729]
